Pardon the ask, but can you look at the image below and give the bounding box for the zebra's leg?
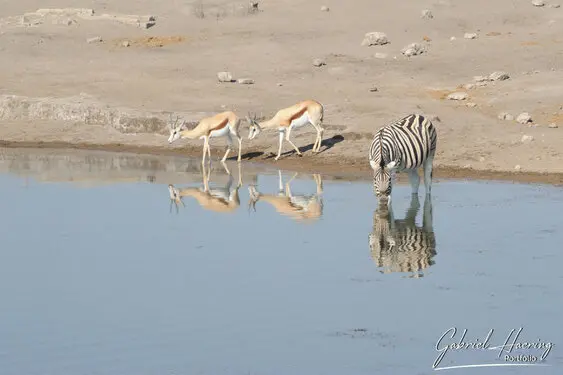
[408,169,421,195]
[422,192,434,232]
[423,151,435,196]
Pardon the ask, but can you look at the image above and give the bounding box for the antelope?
[168,161,243,214]
[167,111,243,164]
[248,171,324,222]
[246,100,325,161]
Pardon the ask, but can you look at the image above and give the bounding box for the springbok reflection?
[248,171,324,222]
[369,193,436,278]
[168,162,242,214]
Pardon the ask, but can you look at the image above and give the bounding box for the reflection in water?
[369,193,437,278]
[248,171,324,222]
[168,161,243,214]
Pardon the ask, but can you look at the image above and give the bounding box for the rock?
[447,92,468,100]
[466,102,477,108]
[369,86,378,92]
[550,4,561,8]
[548,123,559,128]
[498,112,514,121]
[450,36,456,41]
[361,32,389,46]
[473,75,490,82]
[320,6,330,11]
[515,165,522,171]
[521,135,534,143]
[475,81,488,87]
[489,71,510,81]
[86,36,102,43]
[464,83,476,90]
[277,83,283,86]
[464,33,478,39]
[312,58,326,67]
[401,43,425,56]
[217,72,234,82]
[516,112,532,124]
[237,78,254,84]
[421,10,434,19]
[532,0,545,6]
[122,40,131,47]
[374,52,388,59]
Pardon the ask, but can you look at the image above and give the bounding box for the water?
[1,148,562,375]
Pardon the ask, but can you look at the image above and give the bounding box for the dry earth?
[1,0,563,183]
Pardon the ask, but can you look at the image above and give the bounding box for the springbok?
[246,100,325,160]
[167,111,243,164]
[248,171,324,222]
[168,162,243,214]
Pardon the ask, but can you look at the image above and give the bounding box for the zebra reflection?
[369,194,436,278]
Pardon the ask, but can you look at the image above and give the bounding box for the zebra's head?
[370,159,398,203]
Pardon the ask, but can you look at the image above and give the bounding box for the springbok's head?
[370,159,398,204]
[245,112,262,140]
[167,114,186,144]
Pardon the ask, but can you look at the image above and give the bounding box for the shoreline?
[2,140,562,186]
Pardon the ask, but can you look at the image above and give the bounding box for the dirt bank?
[1,0,562,185]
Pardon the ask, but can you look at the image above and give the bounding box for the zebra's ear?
[385,161,397,170]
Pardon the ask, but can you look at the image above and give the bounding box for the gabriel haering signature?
[433,327,554,370]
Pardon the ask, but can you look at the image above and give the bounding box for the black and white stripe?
[368,195,436,277]
[368,114,438,198]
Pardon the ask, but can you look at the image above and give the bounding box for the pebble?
[532,0,545,6]
[521,135,534,143]
[489,71,510,81]
[369,86,379,92]
[450,36,456,41]
[550,4,561,8]
[86,36,102,43]
[361,32,389,46]
[401,42,425,57]
[498,112,514,121]
[464,83,476,90]
[548,123,559,128]
[421,10,434,19]
[516,112,533,124]
[466,102,477,108]
[515,165,522,171]
[374,52,388,59]
[464,33,478,39]
[312,58,326,67]
[447,92,468,100]
[217,72,234,82]
[320,6,330,11]
[237,78,255,84]
[122,40,131,47]
[479,157,485,162]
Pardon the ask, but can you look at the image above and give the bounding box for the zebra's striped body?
[369,194,436,278]
[368,114,438,202]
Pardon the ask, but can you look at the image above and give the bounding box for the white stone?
[464,83,476,90]
[320,6,330,11]
[217,72,234,82]
[421,10,434,19]
[447,92,468,100]
[489,71,510,81]
[86,36,102,43]
[521,135,534,143]
[312,58,326,67]
[466,102,477,108]
[464,33,478,39]
[401,43,425,56]
[516,112,532,124]
[548,123,559,128]
[361,32,389,46]
[374,52,388,59]
[498,112,514,121]
[237,78,254,84]
[532,0,545,6]
[515,165,522,171]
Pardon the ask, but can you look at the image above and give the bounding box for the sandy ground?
[1,0,563,184]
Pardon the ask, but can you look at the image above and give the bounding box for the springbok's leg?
[275,130,285,161]
[222,133,233,163]
[285,127,302,156]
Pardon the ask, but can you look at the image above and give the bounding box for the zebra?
[368,114,438,204]
[368,193,437,278]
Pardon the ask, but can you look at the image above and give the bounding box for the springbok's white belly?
[289,112,311,129]
[209,124,231,138]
